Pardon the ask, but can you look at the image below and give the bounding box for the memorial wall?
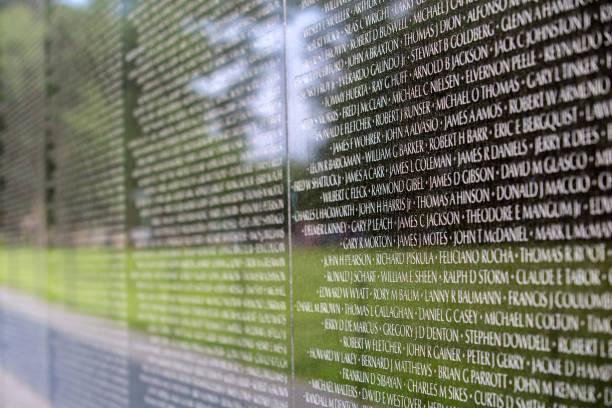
[1,0,612,407]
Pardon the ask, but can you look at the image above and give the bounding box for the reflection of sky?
[185,12,286,163]
[286,9,330,162]
[253,28,277,51]
[185,15,247,98]
[392,0,415,18]
[252,79,280,118]
[285,2,412,162]
[54,0,90,8]
[187,7,348,163]
[183,16,244,44]
[183,4,384,164]
[189,62,246,97]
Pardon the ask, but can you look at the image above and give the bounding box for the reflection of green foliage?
[45,0,128,243]
[4,241,612,407]
[0,2,47,246]
[60,83,107,146]
[0,245,125,318]
[47,1,120,142]
[0,246,46,296]
[0,4,45,99]
[0,245,290,369]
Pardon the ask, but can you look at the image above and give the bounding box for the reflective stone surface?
[125,1,290,406]
[1,0,612,407]
[286,1,612,407]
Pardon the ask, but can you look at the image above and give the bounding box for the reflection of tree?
[48,0,127,249]
[124,2,292,406]
[0,2,46,247]
[284,1,414,397]
[0,1,47,295]
[285,1,420,250]
[44,0,128,321]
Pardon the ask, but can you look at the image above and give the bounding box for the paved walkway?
[0,288,310,408]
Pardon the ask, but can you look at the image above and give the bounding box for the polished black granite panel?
[45,1,129,407]
[286,1,612,407]
[125,1,290,407]
[1,0,612,407]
